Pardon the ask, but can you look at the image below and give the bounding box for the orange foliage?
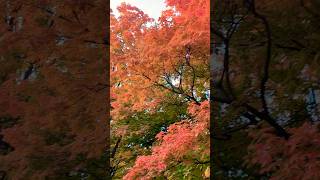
[123,101,210,179]
[110,0,210,121]
[246,122,320,180]
[0,0,107,179]
[111,0,210,178]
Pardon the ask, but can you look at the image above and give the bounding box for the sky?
[111,0,167,20]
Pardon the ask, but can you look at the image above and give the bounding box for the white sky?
[110,0,167,20]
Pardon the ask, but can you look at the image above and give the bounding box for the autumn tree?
[0,0,108,179]
[212,0,320,179]
[110,0,210,179]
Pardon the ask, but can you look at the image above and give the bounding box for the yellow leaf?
[204,166,210,178]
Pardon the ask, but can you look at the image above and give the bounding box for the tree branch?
[246,0,272,115]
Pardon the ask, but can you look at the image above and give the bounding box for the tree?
[110,0,210,178]
[0,0,108,179]
[212,0,320,178]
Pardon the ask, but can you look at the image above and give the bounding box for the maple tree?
[110,0,210,179]
[0,0,108,179]
[212,0,320,179]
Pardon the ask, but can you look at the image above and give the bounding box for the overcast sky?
[111,0,167,20]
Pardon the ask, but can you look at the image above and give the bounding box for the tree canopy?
[110,0,210,179]
[0,0,108,179]
[212,0,320,179]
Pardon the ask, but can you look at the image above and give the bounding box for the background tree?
[0,0,108,179]
[212,0,320,179]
